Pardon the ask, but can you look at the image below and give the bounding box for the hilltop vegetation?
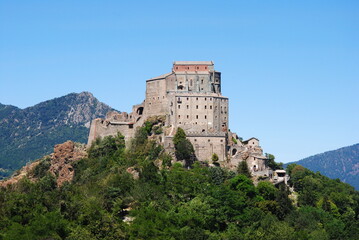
[0,124,358,239]
[286,144,359,190]
[0,92,114,179]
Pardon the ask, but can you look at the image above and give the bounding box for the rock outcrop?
[49,141,87,186]
[0,141,87,188]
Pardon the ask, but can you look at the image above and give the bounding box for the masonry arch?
[136,107,144,115]
[232,148,237,156]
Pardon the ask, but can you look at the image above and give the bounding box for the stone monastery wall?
[88,61,270,174]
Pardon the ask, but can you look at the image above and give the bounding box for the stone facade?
[87,61,270,174]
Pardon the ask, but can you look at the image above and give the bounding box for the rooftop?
[173,61,214,65]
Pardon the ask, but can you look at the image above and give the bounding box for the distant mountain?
[285,144,359,189]
[0,92,115,179]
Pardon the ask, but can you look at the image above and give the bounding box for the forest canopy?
[0,125,358,239]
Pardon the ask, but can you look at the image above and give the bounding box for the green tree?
[265,153,283,170]
[211,153,219,163]
[173,128,196,167]
[237,161,251,178]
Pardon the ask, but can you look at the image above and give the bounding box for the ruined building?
[88,61,271,175]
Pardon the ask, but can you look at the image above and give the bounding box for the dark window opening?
[232,149,237,156]
[136,107,144,115]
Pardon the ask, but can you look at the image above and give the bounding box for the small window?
[178,105,180,109]
[201,79,204,84]
[205,115,207,119]
[178,115,180,118]
[210,105,212,109]
[220,139,223,142]
[197,67,199,69]
[196,105,198,109]
[187,105,189,109]
[205,106,207,109]
[176,67,178,69]
[196,97,198,100]
[194,139,197,142]
[187,97,189,100]
[196,115,198,119]
[187,115,189,119]
[205,98,207,101]
[208,139,210,142]
[210,98,212,101]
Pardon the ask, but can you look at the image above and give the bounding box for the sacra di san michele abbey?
[88,61,273,176]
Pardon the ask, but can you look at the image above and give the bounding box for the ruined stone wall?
[144,79,168,117]
[87,119,136,146]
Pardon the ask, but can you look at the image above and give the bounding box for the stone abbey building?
[88,61,270,174]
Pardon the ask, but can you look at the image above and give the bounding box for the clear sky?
[0,0,358,163]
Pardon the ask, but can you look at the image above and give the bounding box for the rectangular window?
[187,105,189,109]
[196,115,199,119]
[187,115,189,119]
[205,115,207,119]
[210,105,212,109]
[178,105,180,109]
[178,115,180,119]
[205,106,207,109]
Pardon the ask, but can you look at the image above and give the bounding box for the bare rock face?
[0,161,40,188]
[49,141,87,186]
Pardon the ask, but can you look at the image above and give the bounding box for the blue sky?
[0,0,358,163]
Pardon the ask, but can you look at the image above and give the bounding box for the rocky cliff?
[0,141,87,187]
[0,92,115,179]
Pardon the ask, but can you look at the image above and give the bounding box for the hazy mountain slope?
[286,144,359,189]
[0,92,114,178]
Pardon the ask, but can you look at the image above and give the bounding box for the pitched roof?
[148,72,172,81]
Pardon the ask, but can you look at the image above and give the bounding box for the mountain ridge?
[285,143,359,189]
[0,91,116,178]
